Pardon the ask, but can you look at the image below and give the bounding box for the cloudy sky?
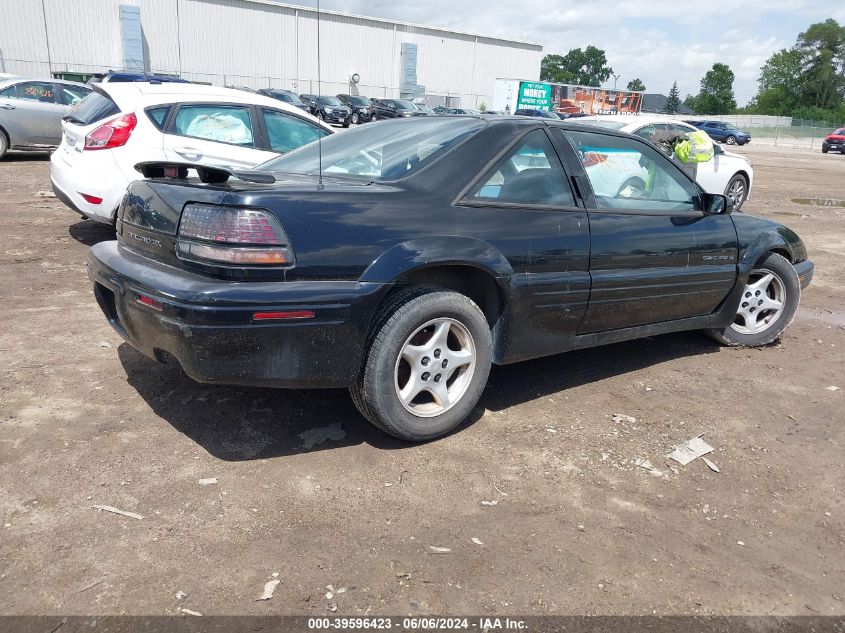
[300,0,845,105]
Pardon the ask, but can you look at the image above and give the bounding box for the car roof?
[94,83,332,130]
[571,114,697,129]
[0,77,90,89]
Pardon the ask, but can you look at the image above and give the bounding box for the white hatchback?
[570,115,754,210]
[51,83,333,224]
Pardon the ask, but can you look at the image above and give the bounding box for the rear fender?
[359,236,514,284]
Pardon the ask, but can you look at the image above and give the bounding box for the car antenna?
[316,0,324,190]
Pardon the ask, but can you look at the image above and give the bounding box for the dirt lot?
[0,145,843,617]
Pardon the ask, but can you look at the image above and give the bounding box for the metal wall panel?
[2,0,542,105]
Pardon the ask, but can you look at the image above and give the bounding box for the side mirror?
[701,192,732,215]
[389,103,396,110]
[713,144,724,155]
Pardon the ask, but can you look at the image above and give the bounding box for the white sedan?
[570,115,753,210]
[51,83,333,225]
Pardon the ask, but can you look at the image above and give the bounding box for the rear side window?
[261,109,329,153]
[59,85,90,106]
[466,129,575,207]
[67,91,120,125]
[174,104,254,147]
[146,106,170,129]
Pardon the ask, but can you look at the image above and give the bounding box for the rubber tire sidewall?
[0,130,8,159]
[706,252,800,347]
[726,135,736,145]
[351,113,359,125]
[352,289,492,442]
[725,174,748,211]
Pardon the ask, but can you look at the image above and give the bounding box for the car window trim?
[167,102,260,150]
[556,127,707,216]
[453,125,582,212]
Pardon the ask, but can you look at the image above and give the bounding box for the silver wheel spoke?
[730,269,786,336]
[427,379,451,409]
[749,273,774,293]
[401,343,426,365]
[760,296,783,312]
[430,320,451,350]
[399,371,424,405]
[449,348,474,367]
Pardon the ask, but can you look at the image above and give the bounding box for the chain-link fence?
[1,58,493,109]
[663,113,845,150]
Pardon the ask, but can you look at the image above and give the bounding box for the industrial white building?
[0,0,543,108]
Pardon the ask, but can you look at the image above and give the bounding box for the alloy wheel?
[730,269,786,335]
[726,135,737,145]
[394,318,476,418]
[352,113,359,124]
[727,178,746,206]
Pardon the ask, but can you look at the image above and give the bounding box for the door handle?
[174,146,202,158]
[0,103,15,110]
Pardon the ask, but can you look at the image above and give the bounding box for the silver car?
[0,78,92,159]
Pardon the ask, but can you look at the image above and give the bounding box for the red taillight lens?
[84,113,137,151]
[252,310,314,321]
[79,193,103,204]
[136,294,163,311]
[176,204,294,266]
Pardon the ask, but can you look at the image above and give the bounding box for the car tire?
[317,112,324,121]
[0,129,8,160]
[705,252,799,347]
[343,121,350,128]
[725,173,748,211]
[351,286,492,442]
[821,146,828,153]
[725,135,737,145]
[371,112,378,121]
[351,112,359,125]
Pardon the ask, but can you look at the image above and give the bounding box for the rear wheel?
[726,135,737,145]
[706,252,799,347]
[351,287,492,442]
[725,174,748,211]
[0,130,8,160]
[351,112,360,125]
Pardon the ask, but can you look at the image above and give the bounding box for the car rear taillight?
[84,113,137,150]
[176,204,294,266]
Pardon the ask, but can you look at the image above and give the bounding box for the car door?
[559,128,738,334]
[161,103,276,168]
[455,127,590,360]
[0,81,66,145]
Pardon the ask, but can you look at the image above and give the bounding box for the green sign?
[517,81,552,110]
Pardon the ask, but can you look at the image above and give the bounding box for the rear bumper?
[87,241,390,388]
[795,259,814,290]
[50,149,126,224]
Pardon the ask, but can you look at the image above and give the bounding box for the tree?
[694,63,737,114]
[796,19,845,110]
[540,46,613,86]
[751,48,803,114]
[664,81,681,113]
[683,94,698,113]
[626,78,646,91]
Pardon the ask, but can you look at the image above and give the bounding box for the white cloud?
[304,0,842,105]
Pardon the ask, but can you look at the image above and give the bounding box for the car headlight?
[402,112,412,117]
[325,107,333,113]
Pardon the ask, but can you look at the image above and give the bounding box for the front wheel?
[821,146,828,153]
[705,252,799,347]
[371,112,378,121]
[725,135,737,145]
[0,131,8,160]
[351,112,359,125]
[351,288,492,442]
[725,174,748,211]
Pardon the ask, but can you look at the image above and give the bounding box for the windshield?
[833,129,845,135]
[394,100,414,110]
[318,97,341,106]
[270,91,298,103]
[259,117,485,181]
[568,118,628,130]
[348,96,370,106]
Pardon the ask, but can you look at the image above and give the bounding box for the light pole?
[611,72,621,90]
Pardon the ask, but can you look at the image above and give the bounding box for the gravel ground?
[0,144,843,617]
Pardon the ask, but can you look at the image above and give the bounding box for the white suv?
[51,83,332,225]
[570,115,754,210]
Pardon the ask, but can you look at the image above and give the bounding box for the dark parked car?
[411,103,436,116]
[337,94,372,124]
[694,121,751,145]
[299,95,351,127]
[88,116,813,442]
[258,89,310,113]
[370,99,420,120]
[89,71,189,84]
[514,108,559,119]
[444,107,482,115]
[821,128,845,154]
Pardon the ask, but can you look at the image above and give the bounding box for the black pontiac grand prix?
[88,116,814,441]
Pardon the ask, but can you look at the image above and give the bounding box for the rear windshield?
[259,117,484,181]
[64,90,120,125]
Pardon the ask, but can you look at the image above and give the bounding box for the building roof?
[641,93,694,115]
[230,0,543,49]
